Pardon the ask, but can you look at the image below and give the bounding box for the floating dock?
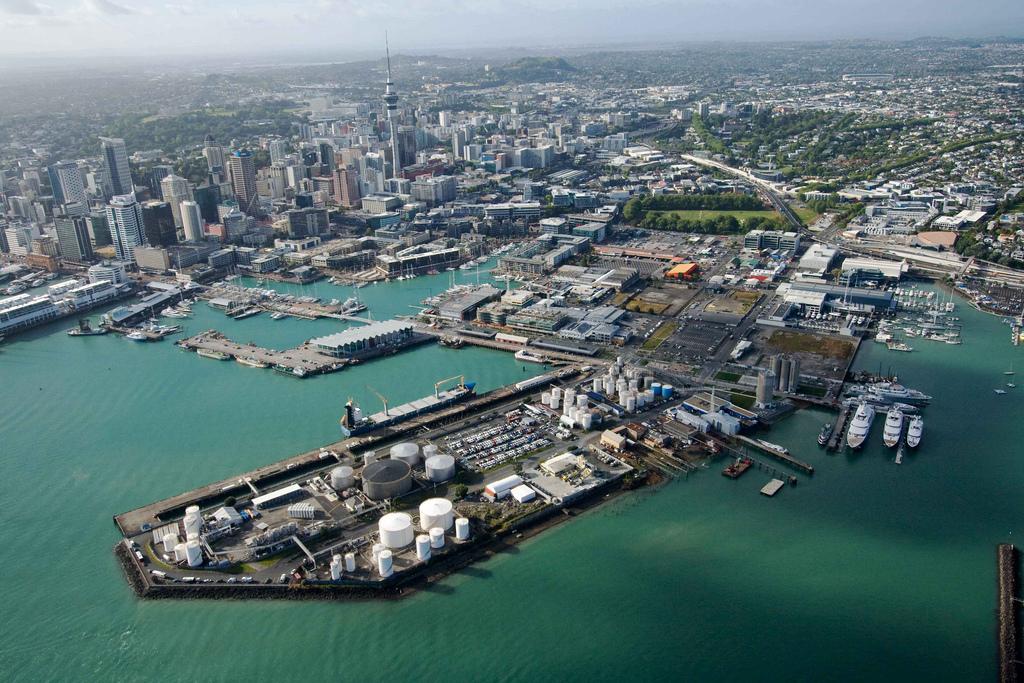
[760,479,785,497]
[736,435,814,475]
[998,543,1019,683]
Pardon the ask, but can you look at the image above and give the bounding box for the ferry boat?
[906,415,923,448]
[514,349,548,364]
[846,402,875,449]
[882,407,904,448]
[339,378,476,437]
[196,348,230,360]
[817,423,833,446]
[236,356,268,369]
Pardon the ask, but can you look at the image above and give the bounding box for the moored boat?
[882,407,904,448]
[906,415,923,448]
[846,402,875,449]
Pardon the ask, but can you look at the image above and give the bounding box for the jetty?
[177,330,346,377]
[827,404,853,452]
[998,543,1019,683]
[736,435,814,475]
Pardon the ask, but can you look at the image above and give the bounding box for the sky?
[0,0,1022,58]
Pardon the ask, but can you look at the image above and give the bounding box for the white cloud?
[82,0,134,15]
[0,0,51,15]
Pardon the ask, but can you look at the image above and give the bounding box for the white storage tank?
[551,387,562,402]
[455,517,470,541]
[643,375,654,389]
[422,444,438,460]
[173,542,188,562]
[330,554,343,580]
[541,392,551,406]
[183,512,201,539]
[363,450,377,466]
[564,388,576,406]
[429,527,445,549]
[550,396,560,411]
[419,498,455,531]
[416,534,432,561]
[576,394,588,410]
[184,540,203,568]
[390,442,420,467]
[629,379,639,392]
[185,505,200,517]
[162,533,178,554]
[603,378,614,395]
[580,412,594,430]
[330,465,355,491]
[377,549,393,578]
[378,512,414,549]
[344,552,356,572]
[372,542,384,563]
[626,395,637,412]
[592,378,602,393]
[424,454,456,482]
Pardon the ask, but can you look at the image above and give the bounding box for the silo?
[563,399,573,416]
[372,542,384,563]
[377,549,393,578]
[344,552,356,572]
[592,378,602,393]
[422,444,439,460]
[628,379,639,392]
[173,542,188,562]
[429,527,445,549]
[455,518,470,541]
[330,465,355,491]
[330,554,343,580]
[756,369,774,407]
[425,454,456,482]
[788,357,801,391]
[576,394,588,410]
[362,459,413,500]
[662,384,674,398]
[603,377,614,395]
[541,392,551,406]
[550,396,560,411]
[390,442,420,467]
[777,358,791,392]
[626,395,637,412]
[580,412,594,430]
[378,512,414,548]
[770,354,783,381]
[162,533,178,554]
[416,535,432,561]
[551,387,562,402]
[419,498,455,531]
[184,540,203,568]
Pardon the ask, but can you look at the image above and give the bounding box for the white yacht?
[882,407,904,448]
[846,402,875,449]
[906,416,923,448]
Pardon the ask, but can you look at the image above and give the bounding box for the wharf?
[998,544,1019,683]
[736,435,814,475]
[453,333,610,365]
[112,367,580,536]
[827,404,853,452]
[177,330,345,376]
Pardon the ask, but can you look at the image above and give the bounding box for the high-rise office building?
[150,165,174,196]
[86,211,112,247]
[180,200,205,242]
[332,167,361,208]
[106,193,145,262]
[396,125,417,170]
[268,139,289,164]
[452,128,468,160]
[192,184,222,223]
[141,200,178,247]
[316,140,335,174]
[227,150,258,215]
[159,173,192,228]
[48,161,86,207]
[203,134,226,179]
[54,216,94,262]
[99,137,133,197]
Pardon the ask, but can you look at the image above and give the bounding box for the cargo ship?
[340,377,476,437]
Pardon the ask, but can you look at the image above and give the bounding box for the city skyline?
[1,0,1023,58]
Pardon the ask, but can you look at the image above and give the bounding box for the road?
[679,154,803,230]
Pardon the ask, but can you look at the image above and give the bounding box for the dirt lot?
[766,330,855,360]
[704,290,761,316]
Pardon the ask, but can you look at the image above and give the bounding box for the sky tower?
[382,34,401,178]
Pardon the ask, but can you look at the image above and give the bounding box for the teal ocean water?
[0,275,1020,681]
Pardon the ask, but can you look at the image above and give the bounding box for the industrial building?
[309,320,414,357]
[437,285,504,321]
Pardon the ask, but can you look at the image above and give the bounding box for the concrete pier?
[998,543,1019,683]
[177,330,346,376]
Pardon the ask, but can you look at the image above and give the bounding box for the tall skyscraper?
[203,134,226,180]
[192,184,222,223]
[268,139,289,164]
[382,36,401,177]
[54,216,94,262]
[332,167,361,208]
[316,140,336,174]
[180,200,204,242]
[396,125,417,169]
[227,150,258,216]
[99,137,133,197]
[452,128,468,160]
[141,200,178,247]
[48,161,86,206]
[150,165,174,196]
[159,173,192,228]
[105,193,144,262]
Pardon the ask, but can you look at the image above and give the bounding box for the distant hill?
[489,57,577,82]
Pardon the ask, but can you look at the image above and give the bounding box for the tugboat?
[817,423,833,447]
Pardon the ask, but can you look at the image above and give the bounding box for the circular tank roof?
[419,498,453,516]
[363,458,411,483]
[379,512,412,532]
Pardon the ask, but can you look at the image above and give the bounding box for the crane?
[366,385,389,416]
[434,375,464,398]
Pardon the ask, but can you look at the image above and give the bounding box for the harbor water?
[0,277,1021,681]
